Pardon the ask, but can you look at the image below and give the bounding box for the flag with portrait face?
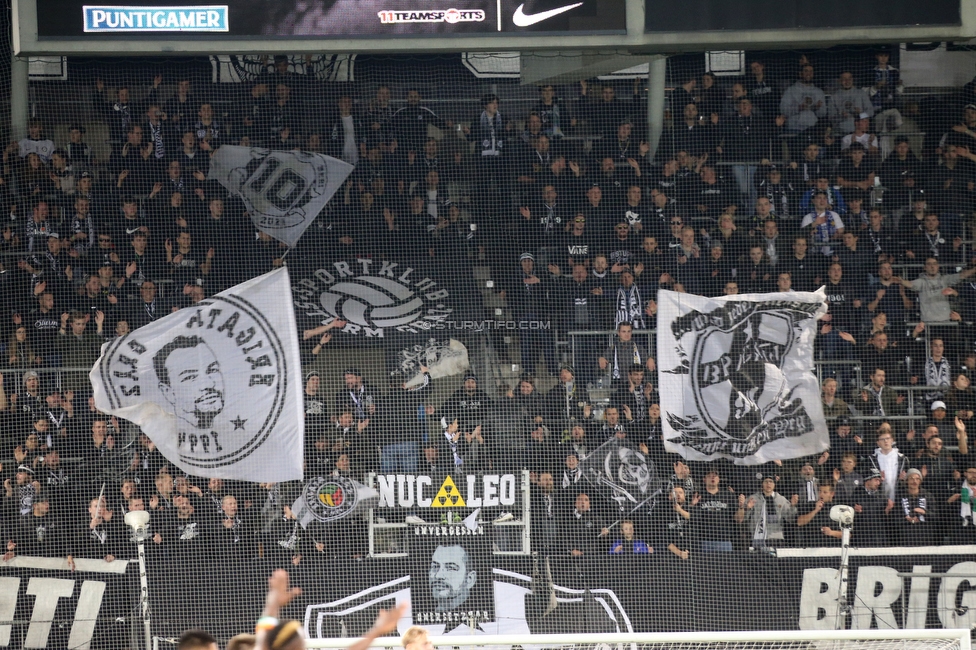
[89,268,303,481]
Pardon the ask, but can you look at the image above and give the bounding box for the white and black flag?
[89,268,304,482]
[208,145,354,248]
[291,476,379,529]
[392,337,470,388]
[578,438,662,516]
[657,289,829,464]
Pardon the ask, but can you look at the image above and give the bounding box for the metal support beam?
[10,56,29,141]
[646,55,667,160]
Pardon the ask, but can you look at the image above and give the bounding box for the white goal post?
[306,629,973,650]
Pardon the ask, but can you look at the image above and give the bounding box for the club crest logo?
[300,476,358,523]
[293,259,453,338]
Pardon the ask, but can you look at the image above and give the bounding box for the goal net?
[304,630,974,650]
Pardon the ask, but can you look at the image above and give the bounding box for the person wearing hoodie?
[779,65,827,136]
[869,428,909,502]
[828,70,874,135]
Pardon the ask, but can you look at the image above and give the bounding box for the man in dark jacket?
[439,374,492,470]
[379,367,432,473]
[505,252,558,376]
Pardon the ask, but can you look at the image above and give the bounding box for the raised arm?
[344,602,409,650]
[889,276,916,291]
[254,569,303,650]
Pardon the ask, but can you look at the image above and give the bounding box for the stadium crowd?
[2,50,976,567]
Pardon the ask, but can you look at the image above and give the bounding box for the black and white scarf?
[278,519,301,550]
[90,525,109,545]
[118,104,132,135]
[18,483,36,515]
[925,231,945,258]
[444,430,463,467]
[630,384,648,420]
[562,467,582,489]
[348,386,369,421]
[866,227,885,255]
[615,285,645,329]
[560,380,578,421]
[479,111,503,156]
[47,409,66,431]
[925,356,951,400]
[45,467,68,488]
[901,493,928,522]
[753,493,783,543]
[148,121,166,159]
[612,342,642,380]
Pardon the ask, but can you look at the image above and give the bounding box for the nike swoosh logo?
[512,2,583,26]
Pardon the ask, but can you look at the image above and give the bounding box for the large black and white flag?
[209,145,354,248]
[392,337,470,388]
[658,289,829,464]
[90,268,304,481]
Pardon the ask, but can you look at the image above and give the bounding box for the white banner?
[90,268,304,481]
[208,145,354,248]
[657,289,829,465]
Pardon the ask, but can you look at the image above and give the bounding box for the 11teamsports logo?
[377,9,486,23]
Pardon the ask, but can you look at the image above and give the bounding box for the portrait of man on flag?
[153,334,226,430]
[90,268,304,482]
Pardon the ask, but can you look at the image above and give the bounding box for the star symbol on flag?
[232,416,247,430]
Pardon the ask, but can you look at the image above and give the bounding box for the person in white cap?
[840,113,880,156]
[927,400,955,440]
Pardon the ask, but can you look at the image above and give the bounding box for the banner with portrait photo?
[408,530,495,629]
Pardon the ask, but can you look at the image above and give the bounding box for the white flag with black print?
[657,288,829,465]
[90,268,304,481]
[208,145,354,248]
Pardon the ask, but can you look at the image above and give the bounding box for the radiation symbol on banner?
[431,476,466,508]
